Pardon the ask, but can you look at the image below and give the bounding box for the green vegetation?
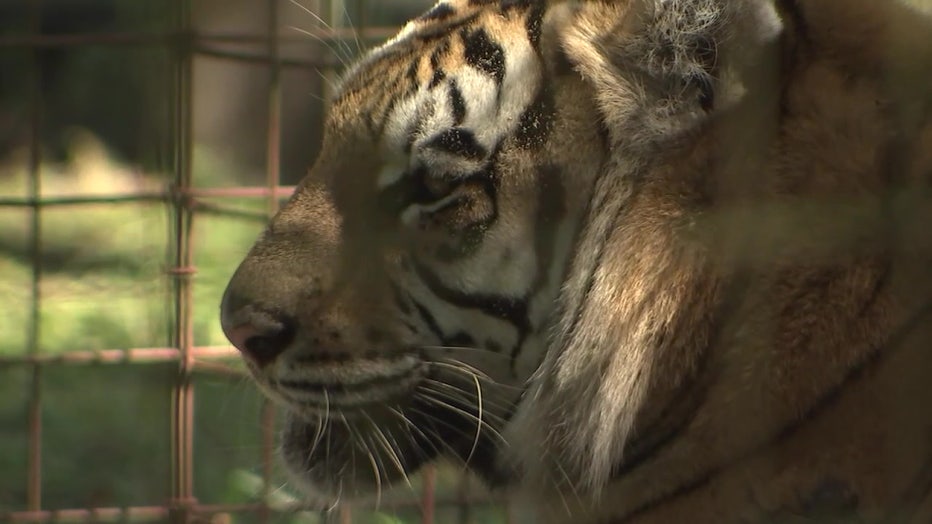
[0,133,257,509]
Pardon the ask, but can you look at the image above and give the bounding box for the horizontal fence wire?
[2,493,514,524]
[0,186,298,206]
[0,28,399,48]
[0,346,238,367]
[0,0,506,522]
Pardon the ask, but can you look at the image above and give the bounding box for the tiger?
[220,0,932,521]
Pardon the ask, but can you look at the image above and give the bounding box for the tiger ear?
[549,0,782,149]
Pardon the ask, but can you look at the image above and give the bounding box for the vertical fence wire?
[25,0,44,514]
[170,0,197,520]
[260,1,283,523]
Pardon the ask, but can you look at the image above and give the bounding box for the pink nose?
[221,297,294,367]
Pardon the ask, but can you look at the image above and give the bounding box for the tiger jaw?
[276,365,517,500]
[279,410,419,501]
[251,352,429,418]
[239,340,519,495]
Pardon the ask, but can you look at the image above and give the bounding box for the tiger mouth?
[262,354,428,417]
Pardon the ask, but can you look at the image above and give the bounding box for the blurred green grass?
[0,131,265,357]
[0,131,270,512]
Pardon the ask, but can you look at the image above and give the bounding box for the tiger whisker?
[466,369,483,468]
[420,376,577,507]
[286,25,352,70]
[421,377,515,417]
[363,412,412,489]
[388,406,447,462]
[312,390,329,456]
[406,405,482,461]
[418,344,511,357]
[286,0,356,66]
[363,431,390,510]
[343,415,383,509]
[419,380,511,425]
[382,410,425,469]
[429,358,525,392]
[429,358,499,382]
[306,409,326,458]
[414,386,509,446]
[339,1,365,57]
[408,396,506,473]
[421,367,501,469]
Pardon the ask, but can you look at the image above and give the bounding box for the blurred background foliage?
[1,0,931,522]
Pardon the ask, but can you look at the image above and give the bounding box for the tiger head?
[222,0,613,498]
[220,0,813,505]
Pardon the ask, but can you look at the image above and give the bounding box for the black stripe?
[612,350,712,477]
[405,59,419,84]
[429,41,450,88]
[433,171,499,261]
[424,127,487,159]
[277,368,414,395]
[523,1,545,47]
[444,331,478,348]
[508,164,566,373]
[429,40,449,69]
[389,280,413,315]
[429,69,447,89]
[412,261,531,347]
[380,164,452,213]
[412,298,446,342]
[774,0,809,123]
[774,0,811,47]
[462,28,506,84]
[514,85,555,149]
[551,46,576,77]
[612,274,743,478]
[379,161,493,218]
[449,80,467,125]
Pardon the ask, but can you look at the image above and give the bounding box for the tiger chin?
[220,0,932,522]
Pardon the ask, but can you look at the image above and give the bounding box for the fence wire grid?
[0,1,510,523]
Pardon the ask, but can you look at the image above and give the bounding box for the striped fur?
[221,0,932,521]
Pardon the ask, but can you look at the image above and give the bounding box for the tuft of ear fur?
[507,0,782,497]
[553,0,781,153]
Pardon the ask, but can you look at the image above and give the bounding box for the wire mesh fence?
[0,1,509,522]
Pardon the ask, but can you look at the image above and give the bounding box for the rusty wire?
[24,0,44,513]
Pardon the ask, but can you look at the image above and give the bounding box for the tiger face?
[221,0,606,499]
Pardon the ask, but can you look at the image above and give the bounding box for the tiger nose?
[220,292,296,367]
